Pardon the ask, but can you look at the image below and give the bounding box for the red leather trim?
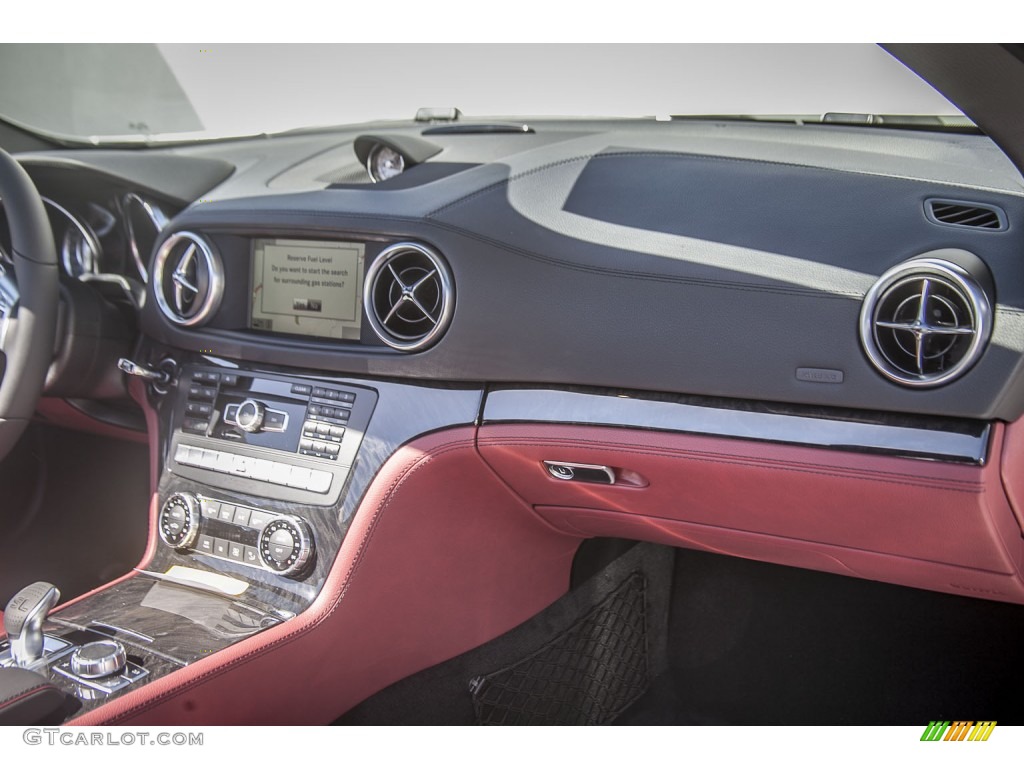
[999,417,1024,535]
[72,427,580,725]
[34,397,147,444]
[478,423,1024,604]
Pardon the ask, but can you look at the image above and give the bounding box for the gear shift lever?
[4,582,60,666]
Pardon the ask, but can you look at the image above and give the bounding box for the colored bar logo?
[921,721,996,741]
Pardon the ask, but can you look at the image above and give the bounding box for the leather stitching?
[0,683,52,711]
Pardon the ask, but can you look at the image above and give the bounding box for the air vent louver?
[926,199,1006,231]
[364,242,454,351]
[153,231,224,327]
[859,258,991,388]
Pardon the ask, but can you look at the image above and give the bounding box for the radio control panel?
[168,366,377,504]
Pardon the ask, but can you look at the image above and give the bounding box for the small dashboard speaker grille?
[364,242,455,351]
[153,231,224,327]
[859,257,991,387]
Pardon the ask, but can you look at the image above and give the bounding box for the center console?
[2,353,483,722]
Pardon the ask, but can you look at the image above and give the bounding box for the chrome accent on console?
[484,388,990,465]
[223,398,290,433]
[4,582,61,666]
[158,492,201,550]
[153,231,224,327]
[0,634,72,670]
[257,515,314,578]
[54,654,148,695]
[69,639,127,679]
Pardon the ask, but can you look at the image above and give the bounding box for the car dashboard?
[5,116,1024,724]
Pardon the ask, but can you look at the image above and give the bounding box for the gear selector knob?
[4,582,60,666]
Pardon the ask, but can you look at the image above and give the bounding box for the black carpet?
[337,540,1024,725]
[338,541,674,725]
[657,547,1024,725]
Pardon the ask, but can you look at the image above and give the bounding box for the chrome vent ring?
[153,231,224,327]
[859,257,992,388]
[364,242,454,351]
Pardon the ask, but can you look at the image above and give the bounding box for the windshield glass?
[0,43,964,144]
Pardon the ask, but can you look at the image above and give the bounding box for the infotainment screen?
[250,238,365,340]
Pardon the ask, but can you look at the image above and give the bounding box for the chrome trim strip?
[483,389,990,465]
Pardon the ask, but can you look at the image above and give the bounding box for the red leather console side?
[72,427,580,725]
[478,423,1024,604]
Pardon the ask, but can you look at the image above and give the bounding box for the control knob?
[258,515,314,578]
[70,639,127,679]
[158,492,201,550]
[235,398,266,433]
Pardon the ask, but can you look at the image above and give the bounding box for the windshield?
[0,43,964,144]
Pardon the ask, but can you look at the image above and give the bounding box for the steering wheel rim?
[0,148,58,461]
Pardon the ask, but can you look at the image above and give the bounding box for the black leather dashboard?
[19,117,1024,420]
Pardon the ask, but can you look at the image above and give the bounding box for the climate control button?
[159,492,201,550]
[258,516,314,578]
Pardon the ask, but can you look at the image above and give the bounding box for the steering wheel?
[0,148,58,462]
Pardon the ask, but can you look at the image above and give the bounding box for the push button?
[268,528,296,563]
[185,402,213,417]
[265,410,287,429]
[248,510,272,529]
[306,470,333,494]
[182,417,209,434]
[232,507,252,527]
[228,542,245,562]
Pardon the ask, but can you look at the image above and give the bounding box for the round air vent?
[364,242,454,351]
[859,257,992,387]
[152,231,224,327]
